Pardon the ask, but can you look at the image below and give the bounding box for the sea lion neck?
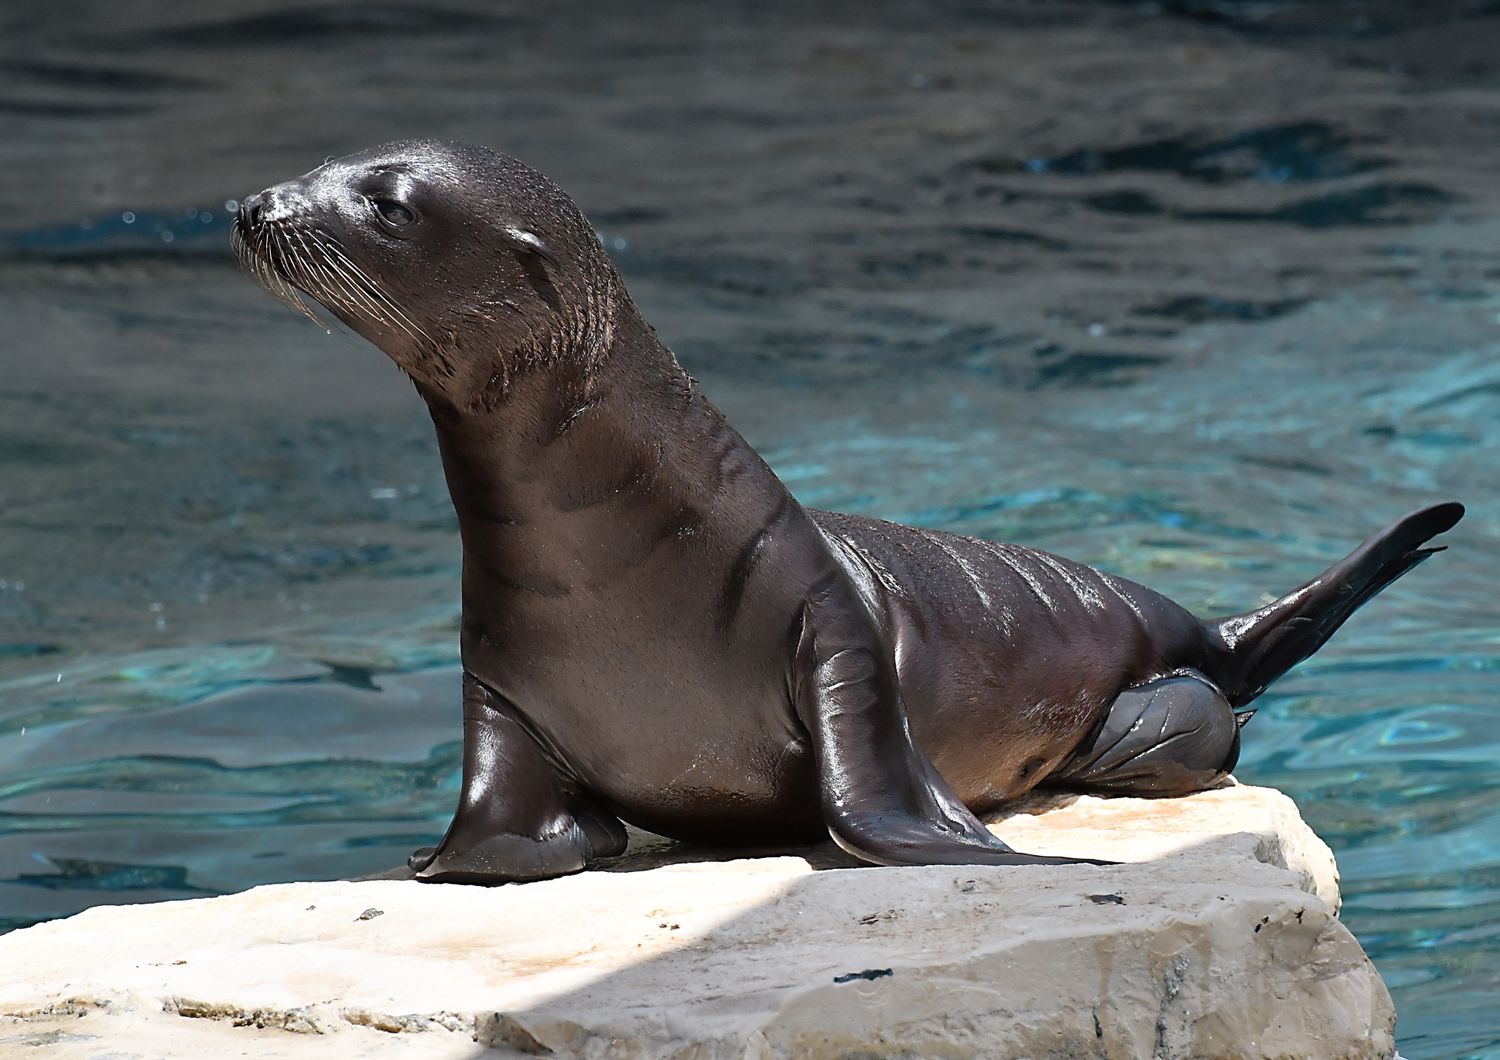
[417,305,687,473]
[419,307,765,599]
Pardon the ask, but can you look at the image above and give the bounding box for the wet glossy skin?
[234,140,1462,881]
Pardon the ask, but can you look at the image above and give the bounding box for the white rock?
[0,783,1394,1059]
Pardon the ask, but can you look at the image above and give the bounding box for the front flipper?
[409,672,627,884]
[795,573,1107,868]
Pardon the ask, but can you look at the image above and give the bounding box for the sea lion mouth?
[231,202,435,352]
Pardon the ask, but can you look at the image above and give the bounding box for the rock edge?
[0,784,1395,1059]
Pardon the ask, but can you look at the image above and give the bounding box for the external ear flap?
[503,225,562,312]
[503,225,560,268]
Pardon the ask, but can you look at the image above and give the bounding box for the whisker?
[270,243,317,322]
[260,224,325,329]
[316,233,426,330]
[235,219,452,376]
[314,239,402,330]
[322,241,436,350]
[284,227,343,333]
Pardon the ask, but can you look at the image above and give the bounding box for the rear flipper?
[1208,501,1464,707]
[1048,671,1240,797]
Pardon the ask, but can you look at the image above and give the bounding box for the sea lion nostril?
[238,192,266,228]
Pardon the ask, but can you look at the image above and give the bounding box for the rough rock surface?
[0,783,1394,1059]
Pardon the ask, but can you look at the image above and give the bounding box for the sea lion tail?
[1204,501,1464,713]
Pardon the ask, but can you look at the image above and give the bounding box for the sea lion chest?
[442,384,830,839]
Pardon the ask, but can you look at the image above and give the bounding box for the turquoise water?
[1,2,1497,1054]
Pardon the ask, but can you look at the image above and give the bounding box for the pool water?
[1,1,1497,1054]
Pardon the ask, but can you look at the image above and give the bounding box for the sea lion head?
[233,140,621,405]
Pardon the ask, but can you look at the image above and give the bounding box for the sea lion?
[233,140,1463,882]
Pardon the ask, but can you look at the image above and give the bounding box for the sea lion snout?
[235,183,308,230]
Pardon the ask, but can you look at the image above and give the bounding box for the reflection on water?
[0,1,1497,1055]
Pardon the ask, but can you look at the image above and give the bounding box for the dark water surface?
[1,1,1497,1054]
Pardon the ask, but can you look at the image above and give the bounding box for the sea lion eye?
[371,199,414,227]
